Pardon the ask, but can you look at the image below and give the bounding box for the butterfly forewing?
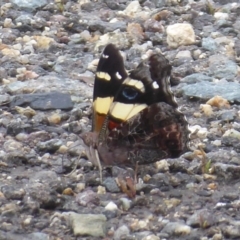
[108,53,177,127]
[93,44,127,132]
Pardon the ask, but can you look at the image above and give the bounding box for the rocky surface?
[1,0,240,239]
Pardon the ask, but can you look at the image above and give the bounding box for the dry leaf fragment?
[206,95,230,108]
[15,106,36,118]
[200,104,213,116]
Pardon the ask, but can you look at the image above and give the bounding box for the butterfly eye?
[122,87,138,100]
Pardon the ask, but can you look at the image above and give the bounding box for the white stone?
[223,129,240,140]
[155,160,169,171]
[123,1,142,16]
[211,140,221,147]
[3,18,13,28]
[80,30,91,41]
[214,12,229,20]
[142,234,160,240]
[12,43,22,50]
[189,125,208,139]
[119,198,131,211]
[167,23,195,48]
[105,201,118,211]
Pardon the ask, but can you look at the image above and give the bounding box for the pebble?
[214,12,229,20]
[105,201,118,211]
[75,190,100,207]
[114,225,130,240]
[175,50,192,59]
[202,37,218,52]
[161,222,191,236]
[119,197,132,211]
[166,23,195,48]
[223,129,240,139]
[123,1,142,17]
[66,212,107,237]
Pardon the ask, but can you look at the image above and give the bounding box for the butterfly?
[81,44,189,194]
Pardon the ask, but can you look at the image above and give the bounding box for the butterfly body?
[81,44,189,171]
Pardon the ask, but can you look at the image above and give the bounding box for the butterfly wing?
[97,102,189,166]
[92,44,127,132]
[96,52,189,166]
[107,53,177,125]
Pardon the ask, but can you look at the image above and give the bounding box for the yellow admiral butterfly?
[81,44,189,186]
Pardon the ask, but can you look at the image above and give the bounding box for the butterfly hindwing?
[97,102,189,166]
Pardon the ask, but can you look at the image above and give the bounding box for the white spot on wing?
[152,81,159,89]
[116,72,122,80]
[102,54,109,59]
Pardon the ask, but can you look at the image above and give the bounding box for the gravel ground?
[1,0,240,239]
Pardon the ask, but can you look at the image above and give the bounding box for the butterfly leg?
[94,148,103,183]
[134,161,139,184]
[85,145,103,183]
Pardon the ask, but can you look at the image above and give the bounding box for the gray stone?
[208,55,238,80]
[37,139,63,152]
[214,163,240,180]
[0,231,49,240]
[10,92,73,110]
[103,0,121,10]
[5,81,29,94]
[114,225,130,240]
[103,177,121,193]
[182,81,240,103]
[187,209,215,227]
[218,110,237,122]
[154,0,166,7]
[26,233,50,240]
[75,190,100,207]
[224,224,240,238]
[0,94,10,106]
[202,37,218,52]
[181,73,213,84]
[162,222,191,236]
[11,0,48,12]
[15,14,33,25]
[0,67,7,80]
[175,50,192,59]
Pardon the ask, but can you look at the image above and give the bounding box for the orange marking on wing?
[93,113,107,132]
[108,120,120,131]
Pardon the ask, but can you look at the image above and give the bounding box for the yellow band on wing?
[110,102,147,121]
[96,72,111,81]
[123,78,145,93]
[93,97,113,115]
